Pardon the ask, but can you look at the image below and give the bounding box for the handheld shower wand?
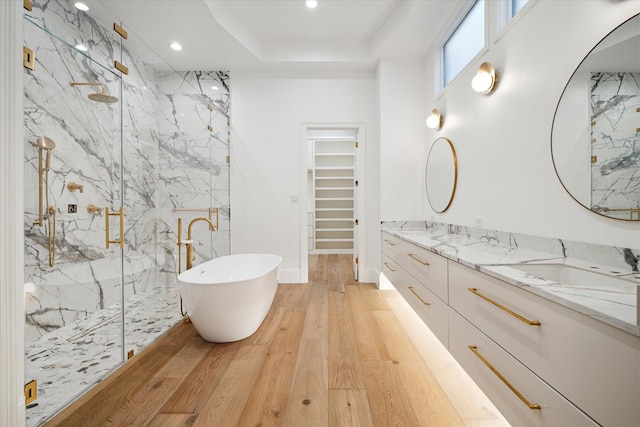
[33,136,57,266]
[34,136,56,227]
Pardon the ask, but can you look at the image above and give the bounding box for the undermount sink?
[504,263,638,289]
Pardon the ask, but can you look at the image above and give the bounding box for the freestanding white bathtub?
[177,253,282,342]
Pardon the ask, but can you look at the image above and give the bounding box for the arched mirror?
[551,13,640,221]
[425,137,458,213]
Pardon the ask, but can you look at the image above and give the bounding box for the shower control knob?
[68,182,84,193]
[87,204,103,216]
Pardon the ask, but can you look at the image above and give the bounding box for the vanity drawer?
[381,232,448,302]
[449,261,640,427]
[449,309,599,427]
[383,253,448,347]
[381,232,404,258]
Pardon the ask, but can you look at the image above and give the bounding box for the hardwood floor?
[44,254,508,427]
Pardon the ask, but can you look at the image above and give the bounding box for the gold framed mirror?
[425,137,458,213]
[551,13,640,221]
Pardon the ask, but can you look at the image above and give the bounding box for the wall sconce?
[426,109,443,130]
[471,62,497,94]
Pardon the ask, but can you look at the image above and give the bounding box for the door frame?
[299,123,366,283]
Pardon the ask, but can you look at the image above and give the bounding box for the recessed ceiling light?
[74,2,89,11]
[306,1,318,9]
[211,86,219,90]
[169,42,182,51]
[74,43,88,52]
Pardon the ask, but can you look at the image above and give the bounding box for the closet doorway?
[305,126,360,280]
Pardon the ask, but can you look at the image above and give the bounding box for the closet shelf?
[314,167,355,171]
[315,228,353,233]
[315,238,354,243]
[315,186,353,190]
[315,197,354,201]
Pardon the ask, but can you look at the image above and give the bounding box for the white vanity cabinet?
[449,261,640,427]
[382,234,449,346]
[381,231,640,427]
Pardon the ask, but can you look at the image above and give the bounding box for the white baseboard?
[278,269,305,284]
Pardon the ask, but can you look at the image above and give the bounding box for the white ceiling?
[95,0,464,73]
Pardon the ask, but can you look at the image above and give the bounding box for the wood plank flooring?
[44,254,507,427]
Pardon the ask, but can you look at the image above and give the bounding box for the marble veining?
[590,72,640,218]
[23,1,231,425]
[382,221,640,336]
[25,281,182,426]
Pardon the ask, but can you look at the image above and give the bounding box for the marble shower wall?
[590,72,640,219]
[155,70,231,277]
[23,0,230,343]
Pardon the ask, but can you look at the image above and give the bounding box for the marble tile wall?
[23,0,230,344]
[590,72,640,219]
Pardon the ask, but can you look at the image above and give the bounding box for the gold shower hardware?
[602,207,640,221]
[70,81,119,103]
[114,61,129,75]
[207,125,213,132]
[468,345,541,410]
[67,182,84,193]
[468,288,541,325]
[24,379,37,405]
[408,253,430,266]
[408,286,430,305]
[87,204,103,216]
[24,0,33,11]
[208,104,213,111]
[591,155,597,164]
[113,23,128,39]
[105,207,124,249]
[47,206,56,267]
[33,136,56,227]
[23,46,35,70]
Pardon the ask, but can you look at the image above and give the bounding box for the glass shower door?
[23,3,126,425]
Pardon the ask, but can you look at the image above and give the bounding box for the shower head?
[69,81,119,104]
[36,136,56,171]
[87,91,119,103]
[36,136,56,151]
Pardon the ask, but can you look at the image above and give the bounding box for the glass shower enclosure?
[22,1,230,425]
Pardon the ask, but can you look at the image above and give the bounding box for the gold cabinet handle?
[468,345,541,410]
[408,253,430,266]
[408,286,430,305]
[468,288,540,326]
[105,207,124,249]
[384,239,396,246]
[383,262,396,272]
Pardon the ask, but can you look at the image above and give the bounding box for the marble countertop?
[383,228,640,337]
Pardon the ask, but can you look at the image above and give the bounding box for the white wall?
[231,73,379,282]
[383,0,640,249]
[379,59,427,220]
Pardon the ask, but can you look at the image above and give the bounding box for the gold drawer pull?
[384,239,397,246]
[383,262,396,272]
[468,288,540,326]
[408,286,430,305]
[468,345,541,410]
[408,253,430,266]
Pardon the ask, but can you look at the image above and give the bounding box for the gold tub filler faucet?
[176,212,219,319]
